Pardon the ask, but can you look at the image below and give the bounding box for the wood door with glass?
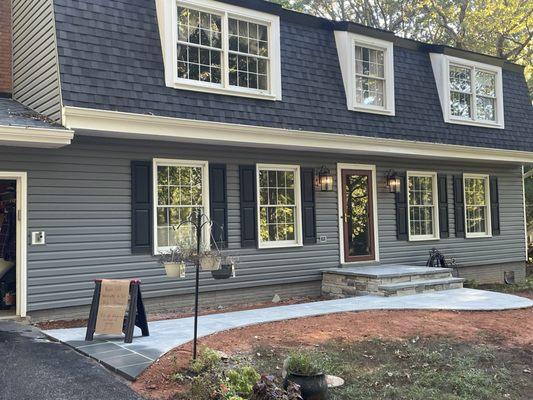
[341,169,375,262]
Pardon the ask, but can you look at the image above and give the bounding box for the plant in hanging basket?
[211,255,236,280]
[158,247,189,278]
[199,250,222,271]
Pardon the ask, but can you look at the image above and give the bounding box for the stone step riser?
[322,269,462,298]
[378,282,464,297]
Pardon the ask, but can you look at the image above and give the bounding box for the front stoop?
[322,264,465,298]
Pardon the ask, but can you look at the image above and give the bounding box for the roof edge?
[63,106,533,164]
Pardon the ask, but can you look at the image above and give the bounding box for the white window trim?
[463,173,492,238]
[256,163,303,249]
[152,158,210,254]
[407,171,440,241]
[430,54,504,129]
[156,0,282,100]
[334,31,395,115]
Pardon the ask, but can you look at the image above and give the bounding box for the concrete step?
[324,265,454,279]
[377,277,465,297]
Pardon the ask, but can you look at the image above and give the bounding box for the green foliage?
[189,346,222,374]
[224,366,261,397]
[189,374,219,399]
[285,350,327,376]
[270,0,533,98]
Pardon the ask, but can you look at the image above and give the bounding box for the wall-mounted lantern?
[316,166,334,192]
[386,170,401,193]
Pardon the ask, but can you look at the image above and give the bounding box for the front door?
[341,169,375,262]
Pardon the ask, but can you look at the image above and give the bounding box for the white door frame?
[337,163,380,265]
[0,172,27,317]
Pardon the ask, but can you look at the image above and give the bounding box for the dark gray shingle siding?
[53,0,533,152]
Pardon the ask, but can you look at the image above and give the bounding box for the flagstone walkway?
[43,288,533,380]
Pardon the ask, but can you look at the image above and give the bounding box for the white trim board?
[0,171,27,318]
[62,106,533,163]
[0,125,73,148]
[336,163,380,265]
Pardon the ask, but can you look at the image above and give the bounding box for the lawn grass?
[247,338,532,400]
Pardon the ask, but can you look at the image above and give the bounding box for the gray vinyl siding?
[12,0,62,122]
[0,136,525,312]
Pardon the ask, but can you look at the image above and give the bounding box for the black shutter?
[131,161,153,254]
[209,164,228,248]
[437,174,449,238]
[395,172,408,240]
[239,165,257,248]
[453,175,465,238]
[490,176,500,236]
[301,168,316,245]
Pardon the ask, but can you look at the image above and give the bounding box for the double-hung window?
[257,164,302,248]
[407,172,439,240]
[430,54,504,128]
[158,0,281,99]
[463,174,491,238]
[153,159,210,252]
[334,32,395,115]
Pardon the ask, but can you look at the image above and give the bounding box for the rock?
[326,375,345,388]
[272,294,281,303]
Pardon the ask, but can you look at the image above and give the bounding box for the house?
[0,0,531,320]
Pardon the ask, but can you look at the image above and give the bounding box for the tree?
[272,0,533,97]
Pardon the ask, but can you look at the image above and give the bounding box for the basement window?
[157,0,282,100]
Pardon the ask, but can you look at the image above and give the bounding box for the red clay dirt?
[132,307,533,399]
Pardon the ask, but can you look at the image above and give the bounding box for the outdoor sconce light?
[316,166,334,192]
[386,170,401,193]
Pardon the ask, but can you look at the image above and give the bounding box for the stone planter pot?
[199,255,221,271]
[284,373,328,400]
[163,262,186,278]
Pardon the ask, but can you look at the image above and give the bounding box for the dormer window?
[430,54,504,129]
[335,32,395,115]
[157,0,281,100]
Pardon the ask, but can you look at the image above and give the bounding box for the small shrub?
[224,366,261,397]
[285,350,326,376]
[189,346,222,374]
[190,374,219,399]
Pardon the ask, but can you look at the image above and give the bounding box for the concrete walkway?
[43,288,532,380]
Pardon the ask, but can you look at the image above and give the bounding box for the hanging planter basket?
[211,263,234,280]
[163,261,186,278]
[199,255,222,271]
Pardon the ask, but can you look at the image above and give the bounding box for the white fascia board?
[62,105,533,163]
[0,125,74,148]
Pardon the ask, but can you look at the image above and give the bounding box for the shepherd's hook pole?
[192,212,202,360]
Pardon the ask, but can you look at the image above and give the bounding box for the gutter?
[63,106,533,164]
[0,125,74,148]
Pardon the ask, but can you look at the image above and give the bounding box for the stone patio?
[43,288,532,380]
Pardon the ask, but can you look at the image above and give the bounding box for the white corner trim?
[62,106,533,163]
[334,31,395,115]
[430,53,504,129]
[336,163,380,264]
[156,0,282,100]
[0,125,74,148]
[522,166,529,261]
